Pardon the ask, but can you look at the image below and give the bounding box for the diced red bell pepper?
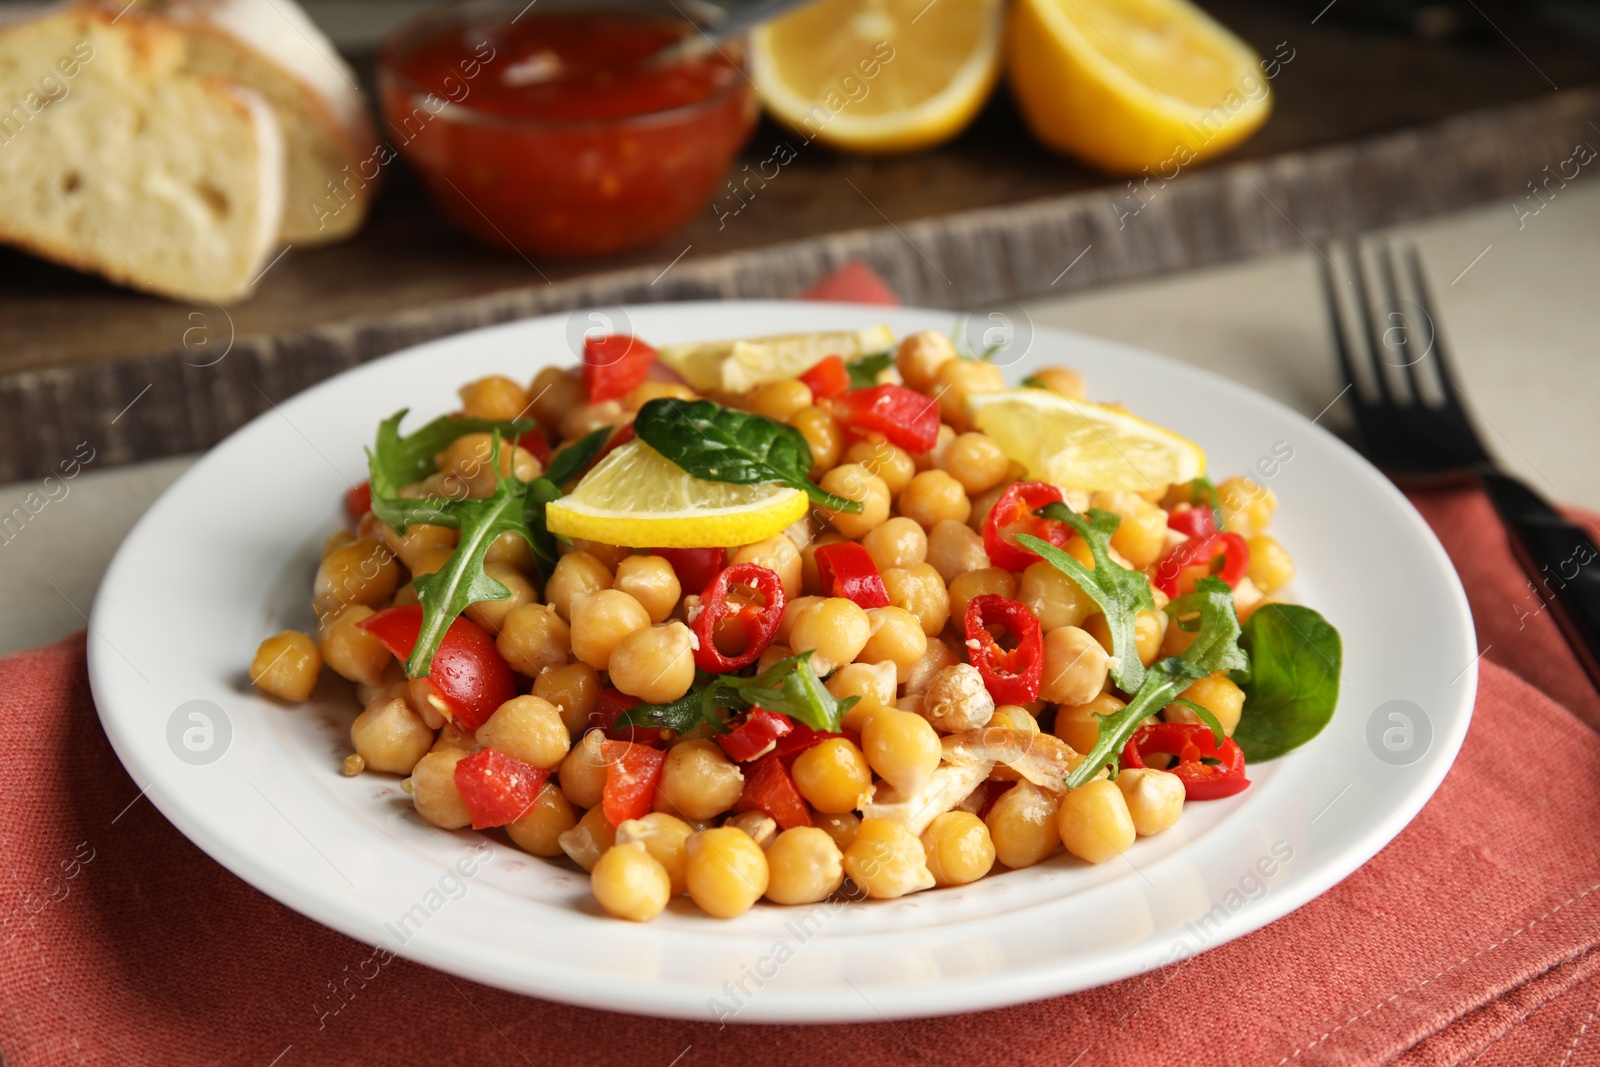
[771,722,846,761]
[516,426,552,468]
[453,748,550,829]
[813,542,890,608]
[585,688,662,746]
[344,481,372,521]
[1166,504,1216,541]
[358,605,514,731]
[963,594,1043,704]
[830,384,941,453]
[1123,721,1250,800]
[650,547,725,597]
[693,562,786,673]
[716,709,794,762]
[582,335,659,404]
[983,481,1071,572]
[732,753,812,829]
[600,740,666,826]
[798,354,851,399]
[1153,531,1251,598]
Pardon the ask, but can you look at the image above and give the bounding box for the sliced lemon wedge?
[658,325,896,394]
[750,0,1003,155]
[968,389,1205,493]
[545,439,809,548]
[1007,0,1270,173]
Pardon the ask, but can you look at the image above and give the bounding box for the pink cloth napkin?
[4,262,1599,1066]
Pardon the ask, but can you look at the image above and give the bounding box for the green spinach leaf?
[845,350,894,389]
[543,424,611,485]
[1231,604,1342,761]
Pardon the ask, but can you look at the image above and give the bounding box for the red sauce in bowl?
[380,5,756,259]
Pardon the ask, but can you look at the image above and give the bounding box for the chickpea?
[860,708,941,794]
[904,637,961,696]
[496,604,571,676]
[430,721,480,755]
[591,842,672,922]
[313,538,401,618]
[948,568,1018,627]
[788,598,871,675]
[464,562,538,635]
[1053,693,1125,753]
[569,589,651,671]
[843,818,935,899]
[985,780,1061,869]
[1058,779,1136,863]
[475,695,570,770]
[1217,476,1277,537]
[860,517,927,572]
[881,563,952,636]
[1027,366,1086,399]
[484,530,537,574]
[724,811,779,851]
[1247,534,1295,594]
[937,433,1011,495]
[791,738,872,813]
[776,595,823,645]
[968,479,1015,534]
[612,555,681,622]
[459,374,531,421]
[921,811,996,887]
[1040,626,1111,706]
[817,464,891,539]
[559,400,624,443]
[685,827,769,918]
[1116,768,1185,836]
[844,439,916,497]
[933,357,1005,430]
[571,539,633,570]
[799,532,847,595]
[923,663,995,733]
[858,607,928,683]
[826,661,898,731]
[1162,611,1198,657]
[435,433,541,497]
[615,812,693,895]
[655,740,745,822]
[250,631,321,701]
[408,677,453,730]
[379,521,457,573]
[608,622,696,704]
[765,828,845,905]
[322,528,356,559]
[1091,490,1169,569]
[1085,610,1163,667]
[558,805,617,872]
[815,811,861,851]
[355,659,405,709]
[756,642,795,674]
[896,329,958,392]
[545,550,613,621]
[917,424,959,473]
[350,696,433,775]
[788,405,843,478]
[747,378,814,422]
[1165,673,1246,736]
[731,534,803,599]
[925,519,988,582]
[534,661,600,735]
[621,381,696,412]
[559,730,608,809]
[318,605,390,688]
[505,782,577,857]
[406,750,472,830]
[899,470,972,530]
[406,545,456,580]
[1019,560,1097,632]
[528,366,586,429]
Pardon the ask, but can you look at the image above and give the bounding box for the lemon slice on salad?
[968,389,1205,493]
[545,439,809,548]
[659,325,895,394]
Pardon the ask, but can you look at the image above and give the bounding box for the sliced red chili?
[1154,531,1251,598]
[600,740,665,825]
[516,426,552,468]
[358,605,514,731]
[587,688,659,746]
[582,334,658,404]
[1122,721,1250,800]
[693,562,786,673]
[962,594,1043,704]
[732,753,813,829]
[1166,504,1216,541]
[453,748,550,829]
[829,384,941,453]
[344,481,372,521]
[798,354,851,399]
[716,708,794,762]
[650,547,725,597]
[983,481,1071,572]
[813,542,890,608]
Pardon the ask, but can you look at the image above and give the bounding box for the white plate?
[89,301,1476,1023]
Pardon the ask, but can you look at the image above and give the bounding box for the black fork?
[1321,241,1600,690]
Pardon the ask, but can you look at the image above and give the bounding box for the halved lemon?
[658,325,895,394]
[545,440,809,548]
[750,0,1004,155]
[968,389,1205,493]
[1007,0,1270,174]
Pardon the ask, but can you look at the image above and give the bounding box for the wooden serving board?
[2,0,1598,483]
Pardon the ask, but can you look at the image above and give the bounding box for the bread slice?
[156,0,377,244]
[0,6,284,303]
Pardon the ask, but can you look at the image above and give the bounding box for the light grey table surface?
[3,184,1597,658]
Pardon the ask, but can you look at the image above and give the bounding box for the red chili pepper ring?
[692,562,786,673]
[1122,721,1250,800]
[962,594,1043,704]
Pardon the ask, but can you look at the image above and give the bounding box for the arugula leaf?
[544,425,611,485]
[1185,476,1226,533]
[617,652,857,735]
[1016,502,1156,693]
[1231,604,1342,761]
[1170,698,1227,749]
[845,350,894,389]
[1065,578,1244,788]
[368,410,534,491]
[739,656,858,732]
[632,398,862,513]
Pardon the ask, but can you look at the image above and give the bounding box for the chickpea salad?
[250,325,1342,924]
